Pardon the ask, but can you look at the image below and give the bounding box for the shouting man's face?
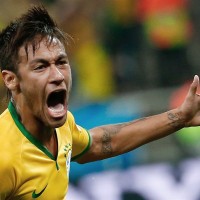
[16,37,72,128]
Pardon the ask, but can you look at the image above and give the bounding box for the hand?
[179,75,200,127]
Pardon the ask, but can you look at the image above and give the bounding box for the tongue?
[48,103,66,118]
[49,103,63,111]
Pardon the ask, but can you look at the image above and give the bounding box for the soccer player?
[0,5,200,200]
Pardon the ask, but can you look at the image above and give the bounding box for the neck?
[9,100,58,157]
[11,97,54,143]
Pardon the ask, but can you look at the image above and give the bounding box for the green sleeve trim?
[71,130,92,161]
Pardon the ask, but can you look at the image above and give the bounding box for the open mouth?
[47,90,67,118]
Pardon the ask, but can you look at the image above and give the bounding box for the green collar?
[8,101,56,160]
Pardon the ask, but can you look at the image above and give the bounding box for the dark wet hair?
[0,5,69,73]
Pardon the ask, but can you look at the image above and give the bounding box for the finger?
[189,75,199,95]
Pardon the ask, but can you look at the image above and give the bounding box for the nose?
[49,65,64,84]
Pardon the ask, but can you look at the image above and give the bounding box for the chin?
[48,117,67,128]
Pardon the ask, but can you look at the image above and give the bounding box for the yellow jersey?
[0,102,91,200]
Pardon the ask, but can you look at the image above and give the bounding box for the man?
[0,5,200,200]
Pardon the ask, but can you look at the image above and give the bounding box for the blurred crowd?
[2,1,200,199]
[1,0,200,106]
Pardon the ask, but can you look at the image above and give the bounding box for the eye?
[59,60,67,65]
[58,60,68,66]
[34,64,47,71]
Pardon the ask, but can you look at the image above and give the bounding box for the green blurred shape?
[176,127,200,145]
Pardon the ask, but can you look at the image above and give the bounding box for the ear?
[1,70,19,91]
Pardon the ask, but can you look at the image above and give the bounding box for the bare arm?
[76,75,200,163]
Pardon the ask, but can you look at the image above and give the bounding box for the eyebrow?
[29,54,68,65]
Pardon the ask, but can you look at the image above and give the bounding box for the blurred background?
[1,0,200,199]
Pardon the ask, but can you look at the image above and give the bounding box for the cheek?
[65,69,72,89]
[20,79,35,93]
[20,79,44,102]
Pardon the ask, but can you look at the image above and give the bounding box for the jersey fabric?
[0,101,91,200]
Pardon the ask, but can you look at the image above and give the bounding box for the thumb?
[188,75,199,96]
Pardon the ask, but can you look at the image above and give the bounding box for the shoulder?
[0,108,22,176]
[65,111,87,134]
[60,111,77,132]
[57,111,75,133]
[0,150,18,195]
[0,129,19,174]
[0,108,22,145]
[0,108,11,123]
[66,111,75,126]
[59,110,89,139]
[0,108,16,133]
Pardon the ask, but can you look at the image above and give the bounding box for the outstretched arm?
[76,75,200,163]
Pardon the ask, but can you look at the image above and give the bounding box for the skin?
[2,36,71,157]
[2,35,200,164]
[76,75,200,163]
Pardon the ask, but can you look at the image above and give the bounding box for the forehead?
[18,37,66,62]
